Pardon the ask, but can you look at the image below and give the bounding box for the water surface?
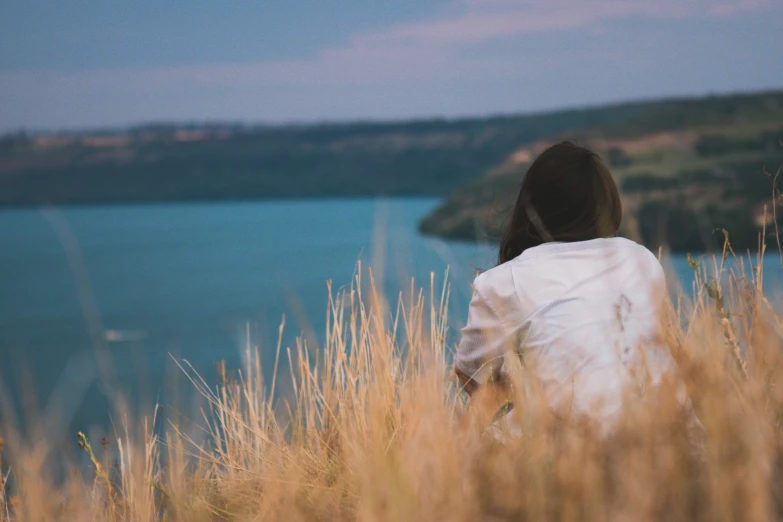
[0,198,779,438]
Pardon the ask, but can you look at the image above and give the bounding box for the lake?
[0,198,778,439]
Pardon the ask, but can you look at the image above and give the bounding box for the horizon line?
[4,85,782,137]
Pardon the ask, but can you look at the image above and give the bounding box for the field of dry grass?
[2,245,783,521]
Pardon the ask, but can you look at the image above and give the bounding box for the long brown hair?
[498,141,622,265]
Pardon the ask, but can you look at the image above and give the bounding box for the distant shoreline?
[3,90,780,209]
[3,89,781,256]
[5,87,781,137]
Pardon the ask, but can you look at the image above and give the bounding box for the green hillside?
[1,90,781,208]
[418,92,783,253]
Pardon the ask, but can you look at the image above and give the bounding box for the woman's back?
[456,237,674,421]
[456,141,679,423]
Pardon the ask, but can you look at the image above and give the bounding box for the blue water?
[0,199,496,438]
[0,198,780,440]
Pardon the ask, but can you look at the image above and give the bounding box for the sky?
[0,0,781,132]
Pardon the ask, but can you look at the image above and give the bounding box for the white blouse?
[456,237,675,420]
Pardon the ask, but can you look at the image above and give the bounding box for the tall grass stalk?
[2,256,783,521]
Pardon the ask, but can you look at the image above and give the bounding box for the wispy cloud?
[360,0,773,47]
[707,0,773,16]
[0,0,779,129]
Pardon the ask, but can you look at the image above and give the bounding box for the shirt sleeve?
[455,279,510,385]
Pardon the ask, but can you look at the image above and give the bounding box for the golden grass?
[3,250,783,521]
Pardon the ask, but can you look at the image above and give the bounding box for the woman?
[455,141,675,425]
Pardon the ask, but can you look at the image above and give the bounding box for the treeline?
[418,90,783,253]
[695,128,783,157]
[1,90,782,207]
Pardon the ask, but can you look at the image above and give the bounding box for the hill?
[1,90,781,208]
[419,90,783,253]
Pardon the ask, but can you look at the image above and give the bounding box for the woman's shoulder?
[500,236,661,267]
[472,262,518,304]
[599,238,667,292]
[473,259,513,286]
[594,237,666,280]
[613,237,664,269]
[610,236,659,254]
[473,237,664,293]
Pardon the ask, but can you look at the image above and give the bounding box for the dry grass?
[3,249,783,521]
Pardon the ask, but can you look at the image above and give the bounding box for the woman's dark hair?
[498,141,622,265]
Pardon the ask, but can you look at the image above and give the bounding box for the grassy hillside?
[419,92,783,253]
[1,90,781,207]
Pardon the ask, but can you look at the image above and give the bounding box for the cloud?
[708,0,773,16]
[359,0,773,47]
[0,0,779,130]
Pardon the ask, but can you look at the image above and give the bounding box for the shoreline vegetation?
[418,93,783,253]
[3,245,783,520]
[2,90,782,253]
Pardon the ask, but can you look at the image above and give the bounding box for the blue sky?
[1,0,781,131]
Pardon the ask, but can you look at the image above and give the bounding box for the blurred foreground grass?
[2,247,783,521]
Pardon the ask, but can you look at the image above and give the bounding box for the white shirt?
[456,237,674,421]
